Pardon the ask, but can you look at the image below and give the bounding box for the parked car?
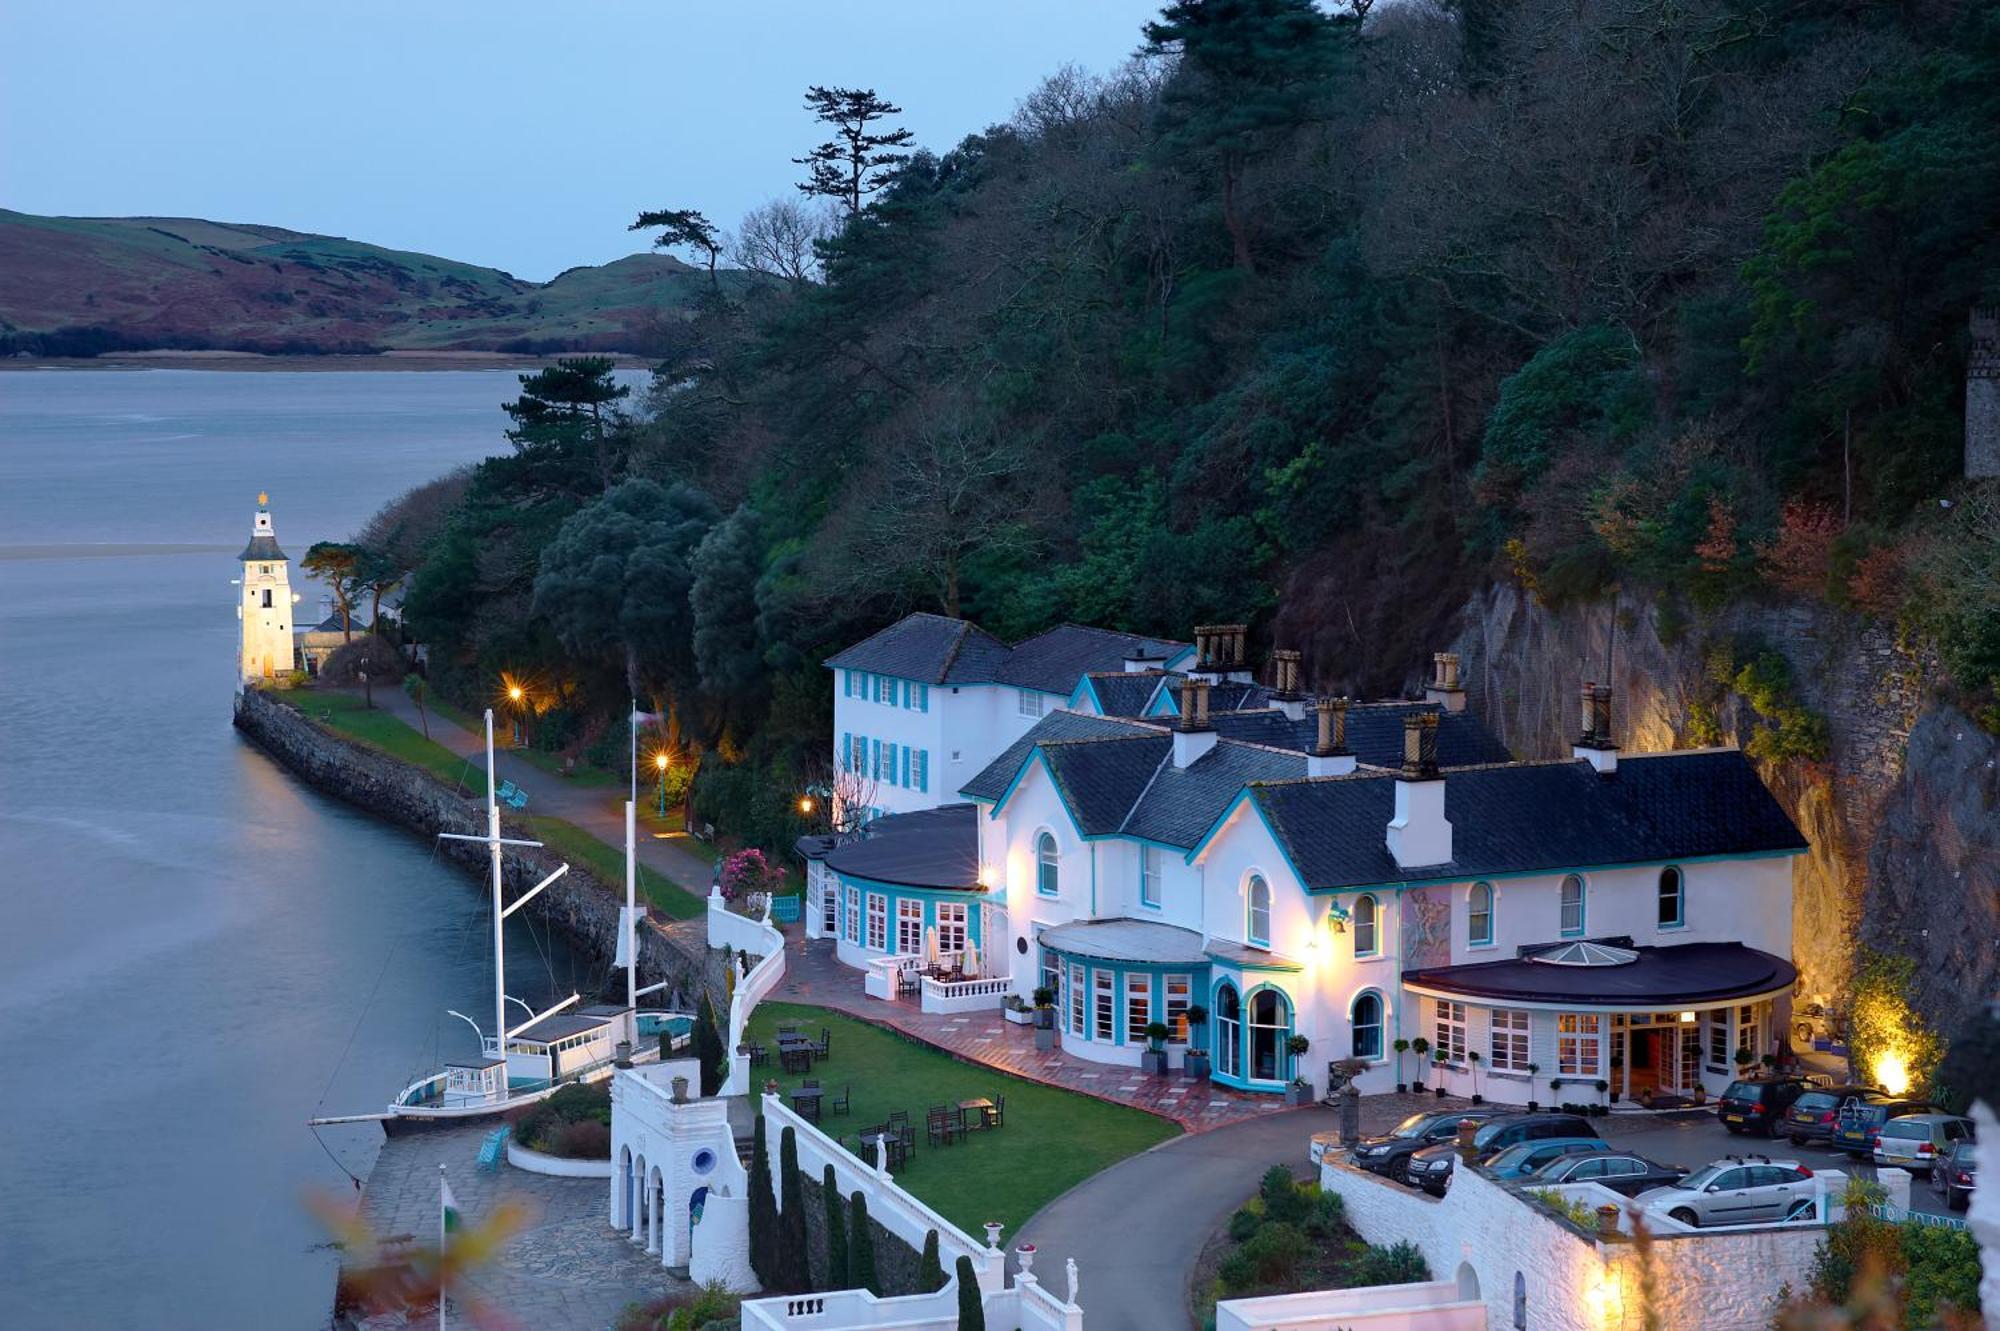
[1831,1097,1934,1157]
[1930,1138,1978,1212]
[1861,1111,1970,1173]
[1483,1138,1614,1180]
[1346,1108,1505,1184]
[1782,1085,1885,1146]
[1529,1151,1688,1198]
[1716,1077,1814,1136]
[1633,1156,1818,1228]
[1405,1114,1597,1196]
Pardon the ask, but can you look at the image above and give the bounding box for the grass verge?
[303,690,487,796]
[525,815,703,920]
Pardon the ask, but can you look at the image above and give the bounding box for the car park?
[1405,1113,1597,1196]
[1783,1085,1885,1146]
[1343,1108,1506,1183]
[1868,1113,1971,1175]
[1930,1138,1978,1212]
[1716,1077,1813,1136]
[1633,1156,1818,1228]
[1483,1138,1613,1180]
[1528,1151,1687,1197]
[1831,1097,1934,1157]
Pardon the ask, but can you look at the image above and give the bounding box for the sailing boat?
[314,709,688,1130]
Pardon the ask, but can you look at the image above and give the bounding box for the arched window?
[1353,894,1378,956]
[1351,991,1384,1060]
[1513,1271,1528,1329]
[1248,988,1291,1081]
[1037,833,1059,896]
[1246,875,1271,948]
[1560,873,1585,935]
[1657,866,1684,927]
[1215,983,1243,1079]
[1468,882,1494,946]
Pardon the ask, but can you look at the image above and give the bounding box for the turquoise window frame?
[1559,874,1586,937]
[1468,881,1495,947]
[1036,832,1060,897]
[1350,989,1386,1062]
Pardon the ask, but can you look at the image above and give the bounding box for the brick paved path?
[775,937,1301,1134]
[353,1124,684,1330]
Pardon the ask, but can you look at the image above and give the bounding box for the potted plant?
[1183,1006,1211,1080]
[1032,986,1058,1050]
[1141,1021,1172,1076]
[1760,1051,1779,1077]
[1431,1049,1449,1098]
[1525,1062,1541,1111]
[1003,994,1036,1026]
[1285,1035,1315,1105]
[1392,1037,1411,1093]
[1593,1079,1610,1116]
[1409,1037,1430,1091]
[1732,1047,1755,1077]
[1467,1050,1484,1104]
[1549,1076,1564,1112]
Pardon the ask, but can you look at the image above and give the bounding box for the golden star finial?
[258,491,269,506]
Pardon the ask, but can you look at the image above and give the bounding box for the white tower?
[237,492,296,681]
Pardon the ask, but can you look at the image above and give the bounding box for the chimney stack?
[1307,696,1355,777]
[1388,712,1452,867]
[1572,681,1619,774]
[1193,623,1251,682]
[1172,677,1218,768]
[1271,649,1305,719]
[1425,651,1467,713]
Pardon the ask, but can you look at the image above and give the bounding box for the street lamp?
[506,682,526,747]
[654,751,670,819]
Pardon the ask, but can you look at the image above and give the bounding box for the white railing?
[718,886,788,1097]
[1217,1280,1482,1331]
[710,886,780,955]
[918,974,1011,1014]
[740,1284,959,1330]
[863,953,921,1002]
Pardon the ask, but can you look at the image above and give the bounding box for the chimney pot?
[1401,712,1440,779]
[1573,683,1620,773]
[1579,680,1598,746]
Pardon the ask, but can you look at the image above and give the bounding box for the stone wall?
[233,686,724,1010]
[796,1167,926,1298]
[1447,584,1999,1040]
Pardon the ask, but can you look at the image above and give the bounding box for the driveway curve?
[1014,1104,1340,1330]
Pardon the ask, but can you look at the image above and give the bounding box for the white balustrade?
[917,974,1011,1014]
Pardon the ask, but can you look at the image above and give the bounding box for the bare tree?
[804,751,881,838]
[355,467,472,573]
[733,198,835,285]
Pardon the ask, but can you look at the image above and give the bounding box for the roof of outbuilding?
[1207,703,1513,768]
[822,803,982,890]
[825,613,1186,695]
[1403,941,1797,1006]
[512,1011,620,1044]
[1248,748,1807,890]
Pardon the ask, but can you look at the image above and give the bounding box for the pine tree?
[918,1229,944,1293]
[748,1113,775,1287]
[778,1127,810,1292]
[847,1192,879,1295]
[821,1164,848,1291]
[792,87,915,215]
[954,1255,985,1329]
[629,208,724,290]
[693,993,725,1097]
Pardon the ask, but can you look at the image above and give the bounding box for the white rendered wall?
[239,557,294,680]
[831,673,949,817]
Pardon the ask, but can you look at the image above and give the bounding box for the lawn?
[304,690,487,796]
[427,695,623,788]
[747,1002,1180,1238]
[525,815,704,920]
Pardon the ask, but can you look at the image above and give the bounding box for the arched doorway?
[1247,987,1291,1082]
[1215,983,1243,1081]
[1455,1261,1480,1301]
[647,1165,666,1254]
[617,1145,635,1228]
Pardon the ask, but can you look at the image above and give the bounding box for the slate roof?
[1120,742,1301,848]
[1403,941,1797,1007]
[821,803,981,890]
[1038,917,1208,965]
[239,533,286,562]
[1249,748,1807,890]
[1082,671,1172,718]
[960,711,1153,804]
[826,613,1186,696]
[1207,703,1513,768]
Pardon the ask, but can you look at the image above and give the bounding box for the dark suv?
[1348,1108,1505,1184]
[1405,1113,1597,1196]
[1831,1097,1934,1157]
[1717,1078,1812,1137]
[1783,1085,1885,1147]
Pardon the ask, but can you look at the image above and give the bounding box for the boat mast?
[487,709,505,1062]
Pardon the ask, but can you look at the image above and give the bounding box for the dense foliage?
[384,0,2000,854]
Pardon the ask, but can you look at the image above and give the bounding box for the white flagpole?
[629,696,638,808]
[438,1163,448,1331]
[625,799,637,1012]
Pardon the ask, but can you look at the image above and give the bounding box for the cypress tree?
[918,1229,944,1293]
[778,1126,810,1291]
[748,1112,775,1286]
[821,1164,848,1291]
[955,1255,985,1329]
[848,1192,878,1295]
[694,992,725,1096]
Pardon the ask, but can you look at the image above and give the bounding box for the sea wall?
[1448,585,2000,1039]
[233,686,725,1011]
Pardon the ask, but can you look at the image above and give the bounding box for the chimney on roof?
[1425,651,1467,713]
[1388,713,1452,867]
[1308,696,1355,777]
[1572,681,1619,774]
[1193,623,1251,683]
[1271,649,1305,719]
[1172,677,1217,768]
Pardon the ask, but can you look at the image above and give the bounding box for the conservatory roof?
[1402,941,1797,1008]
[821,803,981,891]
[1037,917,1208,966]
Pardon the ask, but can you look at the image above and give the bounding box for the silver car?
[1633,1157,1818,1228]
[1872,1113,1973,1177]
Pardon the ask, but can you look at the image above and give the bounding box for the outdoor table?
[791,1086,823,1123]
[957,1097,995,1131]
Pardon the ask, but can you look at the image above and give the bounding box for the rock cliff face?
[1447,585,1998,1039]
[233,687,728,1013]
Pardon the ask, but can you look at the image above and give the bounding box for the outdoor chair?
[830,1085,850,1115]
[813,1028,830,1058]
[990,1094,1005,1129]
[886,1109,910,1129]
[926,1105,958,1147]
[802,1077,819,1091]
[746,1042,768,1066]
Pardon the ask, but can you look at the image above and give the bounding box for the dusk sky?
[1,1,1164,281]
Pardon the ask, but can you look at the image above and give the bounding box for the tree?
[631,208,725,291]
[847,1192,878,1294]
[402,673,431,739]
[748,1112,776,1288]
[1141,0,1341,271]
[777,1128,811,1291]
[693,993,725,1097]
[734,198,834,285]
[302,542,364,643]
[794,87,915,215]
[356,466,473,574]
[820,1164,847,1291]
[917,1230,944,1293]
[690,505,766,699]
[498,357,632,497]
[954,1255,985,1329]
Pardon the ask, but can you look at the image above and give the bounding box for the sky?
[1,1,1166,281]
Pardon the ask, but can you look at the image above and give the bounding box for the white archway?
[630,1152,648,1244]
[1455,1261,1480,1302]
[646,1165,665,1254]
[616,1144,635,1229]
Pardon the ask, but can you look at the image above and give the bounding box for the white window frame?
[1036,833,1060,897]
[1351,991,1384,1061]
[1164,974,1192,1042]
[1093,968,1115,1042]
[1435,999,1467,1064]
[1557,1012,1601,1076]
[1658,865,1685,928]
[865,892,887,952]
[1067,962,1086,1036]
[1560,874,1586,936]
[875,674,896,704]
[896,898,924,955]
[1140,846,1163,909]
[1353,893,1379,957]
[1017,688,1045,719]
[845,886,861,945]
[1490,1007,1530,1071]
[1125,973,1151,1044]
[936,902,967,956]
[1707,1010,1730,1072]
[1246,875,1272,948]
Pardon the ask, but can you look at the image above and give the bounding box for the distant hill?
[0,210,714,356]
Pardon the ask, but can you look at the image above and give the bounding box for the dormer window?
[1246,874,1271,948]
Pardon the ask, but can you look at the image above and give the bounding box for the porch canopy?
[1038,917,1207,966]
[1401,940,1795,1010]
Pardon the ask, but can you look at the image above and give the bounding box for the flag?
[631,709,661,725]
[613,906,645,968]
[441,1173,461,1234]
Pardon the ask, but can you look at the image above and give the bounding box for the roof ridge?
[935,618,974,683]
[1115,747,1176,836]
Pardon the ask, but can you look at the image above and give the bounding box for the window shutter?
[841,732,852,770]
[871,738,881,779]
[843,671,853,698]
[900,745,911,788]
[917,750,929,792]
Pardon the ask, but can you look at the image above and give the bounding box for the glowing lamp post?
[654,751,670,819]
[506,683,526,747]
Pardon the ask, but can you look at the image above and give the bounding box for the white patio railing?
[918,974,1011,1014]
[717,886,787,1097]
[863,952,921,1002]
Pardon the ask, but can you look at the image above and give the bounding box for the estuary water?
[0,370,638,1329]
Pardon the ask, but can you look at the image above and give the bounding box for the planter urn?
[1285,1081,1314,1107]
[1184,1051,1211,1081]
[1140,1049,1169,1076]
[1596,1205,1622,1237]
[1034,1026,1058,1051]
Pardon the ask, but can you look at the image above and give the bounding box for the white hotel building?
[801,618,1807,1106]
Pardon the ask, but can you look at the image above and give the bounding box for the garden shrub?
[1350,1240,1430,1287]
[546,1083,613,1125]
[1227,1206,1263,1243]
[507,1083,614,1157]
[1221,1222,1308,1290]
[1302,1189,1347,1240]
[554,1119,611,1159]
[614,1281,741,1331]
[1259,1164,1310,1226]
